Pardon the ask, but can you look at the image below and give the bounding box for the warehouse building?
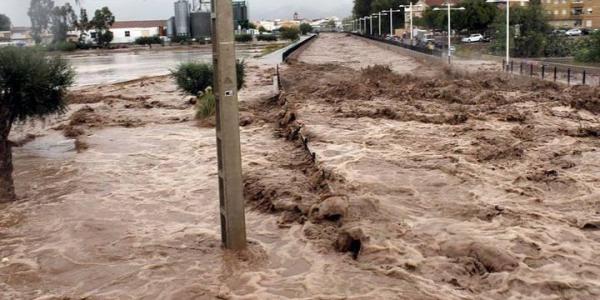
[110,20,167,44]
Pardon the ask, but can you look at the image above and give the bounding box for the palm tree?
[0,47,74,202]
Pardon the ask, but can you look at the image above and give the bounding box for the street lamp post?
[374,12,388,36]
[388,8,402,37]
[486,0,529,69]
[369,16,373,35]
[433,3,465,64]
[399,3,423,41]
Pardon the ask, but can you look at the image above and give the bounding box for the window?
[125,31,130,37]
[90,32,97,39]
[554,10,559,15]
[562,10,567,15]
[586,20,592,28]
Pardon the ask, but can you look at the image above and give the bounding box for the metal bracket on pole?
[211,0,247,251]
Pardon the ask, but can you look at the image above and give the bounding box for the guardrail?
[351,32,444,58]
[503,59,600,86]
[282,34,318,62]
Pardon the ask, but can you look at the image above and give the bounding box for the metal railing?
[503,59,600,86]
[351,32,444,58]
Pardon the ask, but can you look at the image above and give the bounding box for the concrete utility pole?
[211,0,247,250]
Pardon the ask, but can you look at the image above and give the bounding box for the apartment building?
[543,0,600,29]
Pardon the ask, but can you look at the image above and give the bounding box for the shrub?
[235,34,253,43]
[280,26,300,41]
[575,31,600,62]
[196,88,216,119]
[257,34,277,42]
[171,35,191,45]
[171,62,213,95]
[300,23,313,35]
[135,36,163,46]
[171,60,246,95]
[48,41,78,52]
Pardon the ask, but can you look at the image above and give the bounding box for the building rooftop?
[112,20,167,29]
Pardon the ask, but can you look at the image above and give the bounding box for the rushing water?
[66,47,261,87]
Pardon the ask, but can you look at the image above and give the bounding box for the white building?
[106,20,167,44]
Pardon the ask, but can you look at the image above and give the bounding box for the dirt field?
[1,33,600,299]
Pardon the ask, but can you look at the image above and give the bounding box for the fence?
[503,59,600,87]
[351,33,444,58]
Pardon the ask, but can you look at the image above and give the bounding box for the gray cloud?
[2,0,353,26]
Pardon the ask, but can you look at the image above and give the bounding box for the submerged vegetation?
[171,60,246,119]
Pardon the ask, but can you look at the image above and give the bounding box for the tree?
[50,3,77,44]
[575,31,600,62]
[453,0,498,33]
[280,26,300,41]
[258,25,268,33]
[491,0,551,57]
[353,0,374,17]
[75,9,92,44]
[90,7,115,48]
[0,47,74,202]
[300,23,313,35]
[420,7,447,31]
[0,14,11,31]
[28,0,55,44]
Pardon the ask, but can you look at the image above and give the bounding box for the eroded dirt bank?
[256,33,600,299]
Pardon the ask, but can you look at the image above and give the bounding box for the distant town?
[0,0,343,48]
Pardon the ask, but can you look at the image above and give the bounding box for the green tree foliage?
[0,14,11,31]
[420,0,497,33]
[491,0,551,57]
[75,9,92,44]
[50,3,77,44]
[171,61,246,96]
[0,47,74,201]
[353,0,374,17]
[90,7,115,48]
[453,0,497,33]
[280,26,300,40]
[576,31,600,62]
[300,23,313,35]
[28,0,55,44]
[258,25,268,33]
[420,8,446,31]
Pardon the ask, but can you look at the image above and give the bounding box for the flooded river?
[66,47,261,87]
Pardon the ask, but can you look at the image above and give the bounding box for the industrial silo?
[167,17,176,37]
[191,12,212,39]
[174,0,191,36]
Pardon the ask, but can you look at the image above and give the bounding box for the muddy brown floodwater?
[2,33,600,299]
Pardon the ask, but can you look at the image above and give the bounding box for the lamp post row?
[351,4,422,40]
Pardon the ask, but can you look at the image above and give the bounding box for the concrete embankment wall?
[283,35,318,62]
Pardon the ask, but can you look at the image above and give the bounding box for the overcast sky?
[2,0,353,26]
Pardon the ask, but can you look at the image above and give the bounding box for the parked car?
[565,28,582,36]
[462,34,484,43]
